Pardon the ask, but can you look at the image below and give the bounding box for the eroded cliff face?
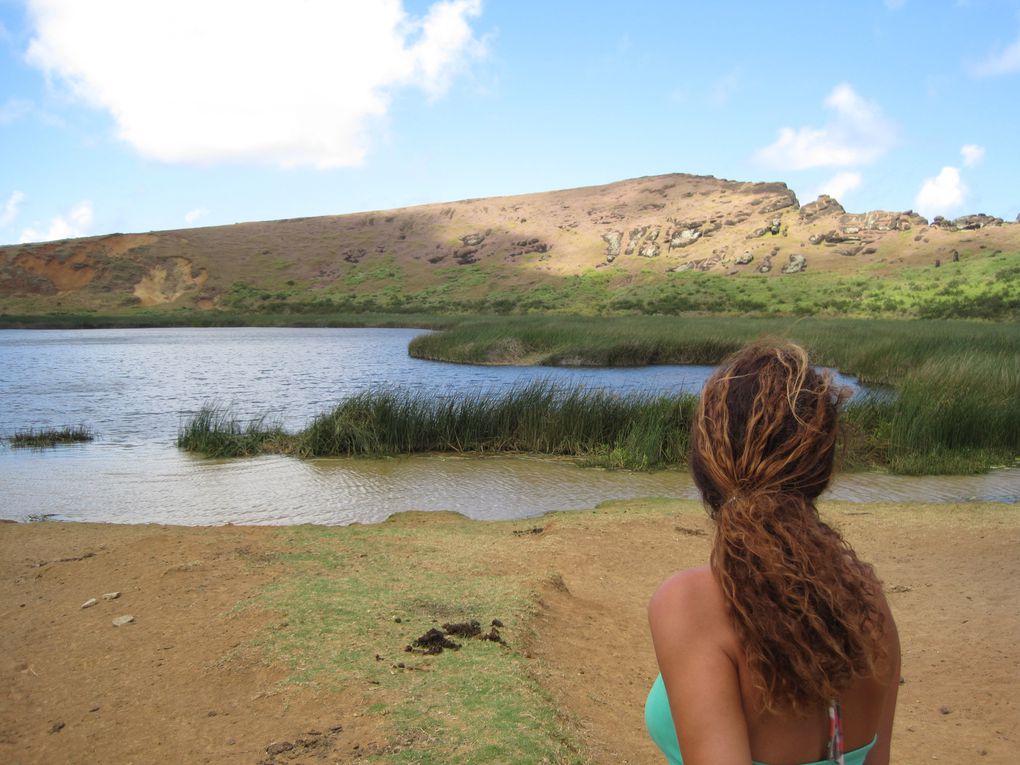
[1,173,1016,314]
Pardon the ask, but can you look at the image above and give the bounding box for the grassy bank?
[406,316,1019,474]
[0,310,457,330]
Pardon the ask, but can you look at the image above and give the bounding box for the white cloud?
[972,30,1020,77]
[24,0,484,169]
[960,143,985,167]
[1,191,25,227]
[755,84,895,170]
[19,200,94,243]
[184,207,209,225]
[914,167,966,219]
[815,171,862,201]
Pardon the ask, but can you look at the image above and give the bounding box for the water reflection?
[1,444,1016,526]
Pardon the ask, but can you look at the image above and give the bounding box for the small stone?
[226,738,236,746]
[112,615,135,627]
[939,706,952,715]
[491,618,504,628]
[49,721,65,734]
[393,616,402,623]
[89,706,100,713]
[266,741,293,756]
[207,710,217,717]
[102,592,121,600]
[81,598,98,609]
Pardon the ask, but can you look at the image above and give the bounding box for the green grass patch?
[238,518,584,764]
[8,425,95,448]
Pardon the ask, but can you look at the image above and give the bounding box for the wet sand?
[1,499,1017,764]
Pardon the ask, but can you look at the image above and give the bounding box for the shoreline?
[3,499,1018,764]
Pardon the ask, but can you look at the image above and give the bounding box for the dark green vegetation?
[8,425,94,448]
[180,385,697,470]
[233,518,584,764]
[180,315,1018,474]
[176,408,285,458]
[410,316,1020,474]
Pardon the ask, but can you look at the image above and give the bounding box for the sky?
[1,0,1019,245]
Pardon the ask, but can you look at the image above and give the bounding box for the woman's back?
[647,342,900,765]
[648,566,899,765]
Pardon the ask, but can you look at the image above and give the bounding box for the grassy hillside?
[3,173,1018,321]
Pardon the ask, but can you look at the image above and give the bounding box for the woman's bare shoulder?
[648,565,727,630]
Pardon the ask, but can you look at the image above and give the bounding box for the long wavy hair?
[691,341,886,713]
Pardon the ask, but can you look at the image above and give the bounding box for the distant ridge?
[1,173,1017,317]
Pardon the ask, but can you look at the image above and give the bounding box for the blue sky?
[1,0,1018,245]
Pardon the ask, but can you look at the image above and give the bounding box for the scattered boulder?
[735,252,753,265]
[81,598,97,609]
[639,243,660,258]
[757,255,773,273]
[460,233,485,247]
[669,225,702,249]
[808,233,825,245]
[781,254,807,274]
[112,615,135,627]
[102,592,121,601]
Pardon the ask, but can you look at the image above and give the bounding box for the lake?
[1,327,1016,524]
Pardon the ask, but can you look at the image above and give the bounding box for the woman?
[646,342,900,765]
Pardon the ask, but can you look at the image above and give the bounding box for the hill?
[2,173,1018,319]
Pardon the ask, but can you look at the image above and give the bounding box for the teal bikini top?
[645,674,877,765]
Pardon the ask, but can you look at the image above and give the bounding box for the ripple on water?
[1,445,1016,526]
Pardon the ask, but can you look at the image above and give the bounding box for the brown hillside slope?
[1,173,1017,314]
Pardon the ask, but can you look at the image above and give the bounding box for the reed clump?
[176,407,287,458]
[9,425,95,448]
[299,383,697,469]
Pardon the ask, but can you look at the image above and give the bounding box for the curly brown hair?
[691,341,886,713]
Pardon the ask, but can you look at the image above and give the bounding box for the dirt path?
[0,522,386,764]
[2,500,1018,764]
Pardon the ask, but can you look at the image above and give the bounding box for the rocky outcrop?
[799,195,845,222]
[639,243,660,258]
[932,214,1004,230]
[460,232,486,247]
[735,252,753,265]
[601,231,622,261]
[839,210,924,234]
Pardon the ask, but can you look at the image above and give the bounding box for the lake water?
[1,327,1017,525]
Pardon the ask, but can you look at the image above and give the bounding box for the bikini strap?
[826,699,845,765]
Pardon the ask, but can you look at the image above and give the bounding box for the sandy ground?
[2,500,1018,764]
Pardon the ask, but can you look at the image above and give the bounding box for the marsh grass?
[237,520,584,764]
[9,425,94,448]
[408,316,1020,474]
[176,407,286,458]
[299,383,695,468]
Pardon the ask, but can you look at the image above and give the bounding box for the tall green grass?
[407,316,1020,474]
[179,384,697,469]
[300,383,697,469]
[177,407,286,458]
